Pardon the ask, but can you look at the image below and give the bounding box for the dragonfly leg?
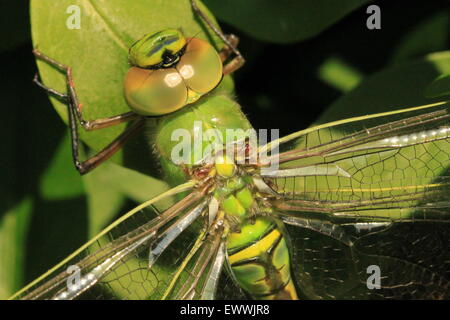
[219,34,246,74]
[33,49,144,174]
[33,73,68,100]
[218,34,239,62]
[33,49,139,130]
[190,0,245,75]
[69,115,145,175]
[222,53,245,75]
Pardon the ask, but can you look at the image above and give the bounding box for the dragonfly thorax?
[209,159,260,230]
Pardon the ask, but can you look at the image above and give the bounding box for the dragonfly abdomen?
[226,217,298,300]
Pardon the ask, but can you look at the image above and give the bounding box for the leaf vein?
[86,0,129,51]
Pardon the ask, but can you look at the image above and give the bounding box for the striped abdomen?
[226,217,298,300]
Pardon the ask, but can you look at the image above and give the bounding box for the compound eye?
[124,67,187,116]
[176,38,222,94]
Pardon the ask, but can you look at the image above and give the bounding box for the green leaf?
[83,164,125,238]
[83,162,172,237]
[425,73,450,98]
[318,56,364,93]
[390,12,449,63]
[318,51,450,123]
[40,134,84,200]
[30,0,228,174]
[101,165,171,205]
[0,197,32,299]
[204,0,370,43]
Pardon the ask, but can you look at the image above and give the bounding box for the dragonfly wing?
[14,186,213,300]
[261,102,450,221]
[165,226,226,300]
[260,102,450,299]
[282,216,449,299]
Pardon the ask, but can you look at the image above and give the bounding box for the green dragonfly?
[11,0,450,300]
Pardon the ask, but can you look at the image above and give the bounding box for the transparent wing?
[282,216,449,299]
[260,101,450,220]
[163,232,226,300]
[259,101,450,299]
[11,182,221,300]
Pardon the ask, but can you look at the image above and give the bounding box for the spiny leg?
[190,0,245,75]
[218,34,239,62]
[33,73,68,100]
[33,49,139,130]
[33,49,143,174]
[69,109,145,175]
[220,35,244,75]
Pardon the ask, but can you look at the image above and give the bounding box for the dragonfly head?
[124,29,223,116]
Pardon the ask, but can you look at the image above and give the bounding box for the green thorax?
[152,93,253,187]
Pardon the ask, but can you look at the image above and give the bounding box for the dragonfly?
[11,0,450,300]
